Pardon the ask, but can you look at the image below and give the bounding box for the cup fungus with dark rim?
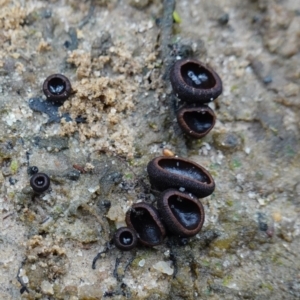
[113,227,138,251]
[170,58,222,103]
[177,105,216,139]
[43,74,72,104]
[30,172,50,194]
[157,189,205,237]
[125,202,166,247]
[147,156,215,198]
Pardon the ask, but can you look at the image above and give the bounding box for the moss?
[222,275,233,286]
[230,158,242,169]
[59,219,100,243]
[124,173,133,179]
[8,191,15,199]
[201,259,210,267]
[209,163,220,170]
[173,11,181,23]
[226,199,234,207]
[211,235,236,250]
[260,282,274,291]
[10,159,18,174]
[131,251,153,268]
[255,171,264,180]
[52,205,64,218]
[0,142,14,162]
[148,122,158,131]
[285,144,296,157]
[210,263,224,278]
[209,169,219,177]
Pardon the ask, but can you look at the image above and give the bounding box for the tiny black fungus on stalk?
[30,172,50,193]
[113,227,138,251]
[27,166,39,176]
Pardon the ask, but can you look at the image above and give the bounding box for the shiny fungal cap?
[43,74,71,103]
[27,166,39,176]
[125,202,166,247]
[170,58,222,103]
[177,105,216,138]
[147,156,215,198]
[113,227,138,251]
[30,172,50,193]
[157,189,205,237]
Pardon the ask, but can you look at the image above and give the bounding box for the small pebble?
[138,259,145,267]
[153,261,174,276]
[283,82,299,97]
[218,13,229,25]
[263,75,272,84]
[272,212,282,222]
[163,148,175,157]
[41,280,54,296]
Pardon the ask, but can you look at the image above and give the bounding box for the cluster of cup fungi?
[28,58,222,262]
[112,58,222,251]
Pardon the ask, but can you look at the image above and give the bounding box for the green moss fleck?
[173,11,181,23]
[226,199,234,207]
[222,275,233,286]
[255,171,264,180]
[230,158,242,169]
[124,173,133,179]
[260,282,273,291]
[231,85,238,92]
[10,159,18,174]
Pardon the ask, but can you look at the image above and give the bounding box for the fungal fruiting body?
[43,74,72,104]
[170,58,222,103]
[147,156,215,198]
[125,202,166,247]
[113,227,138,251]
[177,105,216,138]
[30,172,50,193]
[157,189,205,237]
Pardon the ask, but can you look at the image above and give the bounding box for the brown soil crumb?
[0,1,27,68]
[37,39,51,53]
[0,1,26,30]
[59,44,143,157]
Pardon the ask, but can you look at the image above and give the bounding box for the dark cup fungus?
[125,202,166,247]
[147,156,215,198]
[43,74,72,103]
[177,105,216,138]
[170,58,222,103]
[27,166,39,176]
[158,189,205,237]
[113,227,138,251]
[30,172,50,193]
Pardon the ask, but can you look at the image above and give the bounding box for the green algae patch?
[59,219,99,243]
[173,11,181,23]
[211,235,236,250]
[10,159,18,174]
